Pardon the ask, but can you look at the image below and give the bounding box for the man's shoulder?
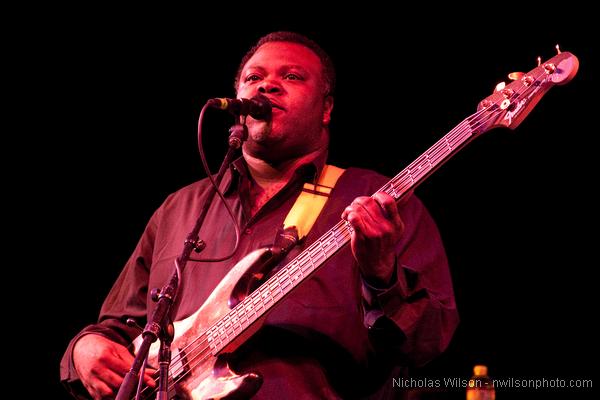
[171,178,212,196]
[335,166,390,193]
[342,166,388,180]
[159,177,215,209]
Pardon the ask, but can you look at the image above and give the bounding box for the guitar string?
[135,221,354,399]
[138,65,552,397]
[143,222,356,398]
[159,100,490,373]
[145,101,520,398]
[146,114,484,398]
[148,216,356,380]
[148,101,519,399]
[156,109,483,376]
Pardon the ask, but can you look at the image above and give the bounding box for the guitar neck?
[380,110,486,201]
[204,110,485,354]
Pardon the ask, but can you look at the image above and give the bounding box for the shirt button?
[245,228,252,235]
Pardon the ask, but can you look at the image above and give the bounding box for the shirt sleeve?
[360,195,459,367]
[59,209,159,397]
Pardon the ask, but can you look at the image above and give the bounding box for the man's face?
[236,41,333,163]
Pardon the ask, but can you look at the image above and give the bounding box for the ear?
[322,95,334,127]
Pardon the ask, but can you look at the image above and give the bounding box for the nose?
[258,79,282,94]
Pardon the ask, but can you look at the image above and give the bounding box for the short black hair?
[234,31,336,96]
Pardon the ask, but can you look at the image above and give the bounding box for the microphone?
[207,94,272,120]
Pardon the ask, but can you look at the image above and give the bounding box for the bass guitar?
[133,48,579,399]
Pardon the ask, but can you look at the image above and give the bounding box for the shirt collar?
[222,151,328,196]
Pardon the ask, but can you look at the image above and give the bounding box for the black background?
[22,7,596,399]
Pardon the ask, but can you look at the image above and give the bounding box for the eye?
[284,73,302,80]
[244,74,261,82]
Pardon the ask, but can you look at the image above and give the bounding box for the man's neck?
[243,147,327,190]
[242,147,327,217]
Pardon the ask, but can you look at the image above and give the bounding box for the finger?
[372,193,396,216]
[144,370,157,388]
[144,364,158,374]
[87,368,124,398]
[114,343,159,387]
[87,380,115,400]
[107,358,156,390]
[342,196,369,220]
[350,196,385,221]
[351,198,397,239]
[115,350,157,389]
[345,206,369,232]
[107,351,137,376]
[374,193,404,232]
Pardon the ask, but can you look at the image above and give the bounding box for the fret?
[217,320,229,339]
[306,240,321,254]
[269,278,282,294]
[309,249,326,266]
[296,259,305,279]
[290,266,303,282]
[392,176,412,194]
[259,286,273,305]
[253,294,264,313]
[408,153,430,173]
[448,126,473,148]
[408,155,432,182]
[206,331,217,353]
[389,177,409,195]
[455,128,474,146]
[235,305,248,327]
[392,170,412,192]
[223,317,232,335]
[307,249,318,271]
[271,287,284,301]
[229,307,248,334]
[299,258,313,275]
[262,294,272,306]
[428,140,452,164]
[244,300,257,321]
[387,181,398,198]
[322,234,337,256]
[446,119,471,144]
[315,238,326,260]
[288,263,300,281]
[241,300,257,327]
[444,135,454,152]
[210,328,224,352]
[331,228,343,249]
[279,272,292,291]
[296,251,310,268]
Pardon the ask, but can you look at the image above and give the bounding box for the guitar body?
[133,248,277,399]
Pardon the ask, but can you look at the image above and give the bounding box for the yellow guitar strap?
[283,164,345,240]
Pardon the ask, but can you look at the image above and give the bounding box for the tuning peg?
[494,81,506,92]
[537,56,542,66]
[508,72,524,81]
[555,44,561,54]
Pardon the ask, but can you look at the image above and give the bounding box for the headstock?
[474,47,578,133]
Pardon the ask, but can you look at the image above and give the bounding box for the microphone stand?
[115,120,248,400]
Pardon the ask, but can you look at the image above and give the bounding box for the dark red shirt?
[61,158,458,399]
